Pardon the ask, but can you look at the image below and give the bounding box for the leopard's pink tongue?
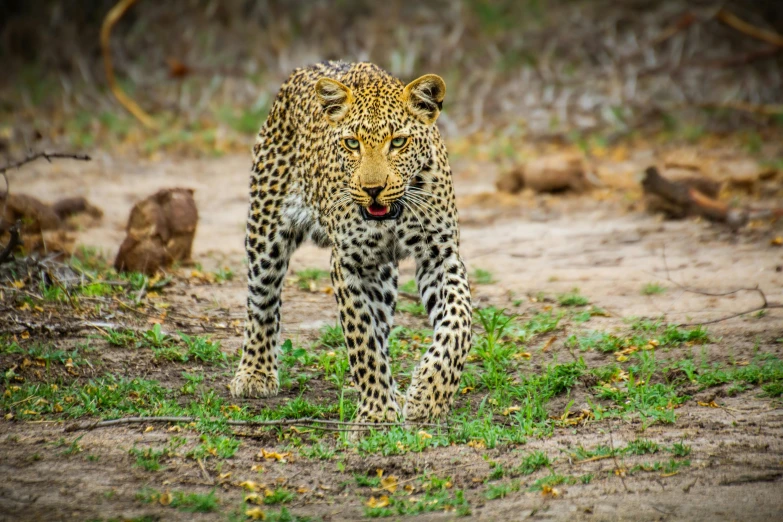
[367,203,389,216]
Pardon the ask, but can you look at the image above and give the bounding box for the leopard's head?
[315,72,445,221]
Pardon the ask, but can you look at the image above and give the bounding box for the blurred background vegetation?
[1,0,782,158]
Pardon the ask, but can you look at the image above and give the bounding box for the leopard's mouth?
[360,202,402,221]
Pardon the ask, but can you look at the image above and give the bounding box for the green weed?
[137,488,219,513]
[295,268,330,290]
[472,268,495,285]
[557,288,589,306]
[641,283,666,295]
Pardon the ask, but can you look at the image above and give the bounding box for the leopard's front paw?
[229,370,279,398]
[403,386,450,423]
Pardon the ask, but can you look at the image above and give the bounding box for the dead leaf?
[502,406,521,416]
[380,475,398,493]
[541,336,557,352]
[240,481,263,491]
[418,430,433,440]
[541,485,561,497]
[259,449,291,462]
[245,507,266,520]
[365,495,390,508]
[158,491,172,505]
[698,400,720,408]
[460,386,474,394]
[771,236,783,247]
[244,493,264,504]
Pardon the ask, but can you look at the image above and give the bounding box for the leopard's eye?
[344,138,360,151]
[390,136,408,148]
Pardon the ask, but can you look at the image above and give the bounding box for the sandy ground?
[2,149,783,521]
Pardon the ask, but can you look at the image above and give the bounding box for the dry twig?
[716,8,783,48]
[64,416,447,433]
[0,151,92,175]
[659,246,782,326]
[101,0,156,128]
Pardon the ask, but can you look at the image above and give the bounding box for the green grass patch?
[295,268,330,290]
[641,283,666,295]
[471,268,495,285]
[557,288,589,306]
[137,488,219,513]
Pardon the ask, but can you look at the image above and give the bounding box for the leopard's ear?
[315,78,354,124]
[402,74,446,125]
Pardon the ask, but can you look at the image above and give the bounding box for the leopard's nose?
[362,186,384,200]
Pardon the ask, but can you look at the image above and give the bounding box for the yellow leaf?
[259,449,291,462]
[513,352,532,359]
[541,485,561,497]
[53,404,63,413]
[159,492,172,506]
[771,236,782,246]
[467,440,485,449]
[240,481,261,491]
[502,406,521,416]
[245,507,266,520]
[18,302,31,311]
[697,401,720,408]
[12,280,25,289]
[22,410,39,415]
[20,331,30,339]
[615,355,628,362]
[365,495,390,508]
[219,472,232,480]
[296,486,310,494]
[380,475,398,493]
[418,430,432,440]
[167,425,181,433]
[144,426,154,433]
[4,413,13,420]
[244,493,263,504]
[460,387,474,394]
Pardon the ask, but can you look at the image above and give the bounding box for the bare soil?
[1,147,782,521]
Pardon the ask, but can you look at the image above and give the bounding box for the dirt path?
[2,151,783,521]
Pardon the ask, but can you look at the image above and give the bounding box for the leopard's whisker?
[403,192,439,216]
[405,188,446,203]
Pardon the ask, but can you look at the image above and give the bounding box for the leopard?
[229,61,472,424]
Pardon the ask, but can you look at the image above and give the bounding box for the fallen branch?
[0,151,92,175]
[641,166,783,229]
[64,416,447,433]
[659,246,783,326]
[716,8,783,48]
[101,0,156,128]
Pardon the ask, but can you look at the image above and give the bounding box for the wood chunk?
[497,154,591,194]
[114,188,198,274]
[641,166,783,229]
